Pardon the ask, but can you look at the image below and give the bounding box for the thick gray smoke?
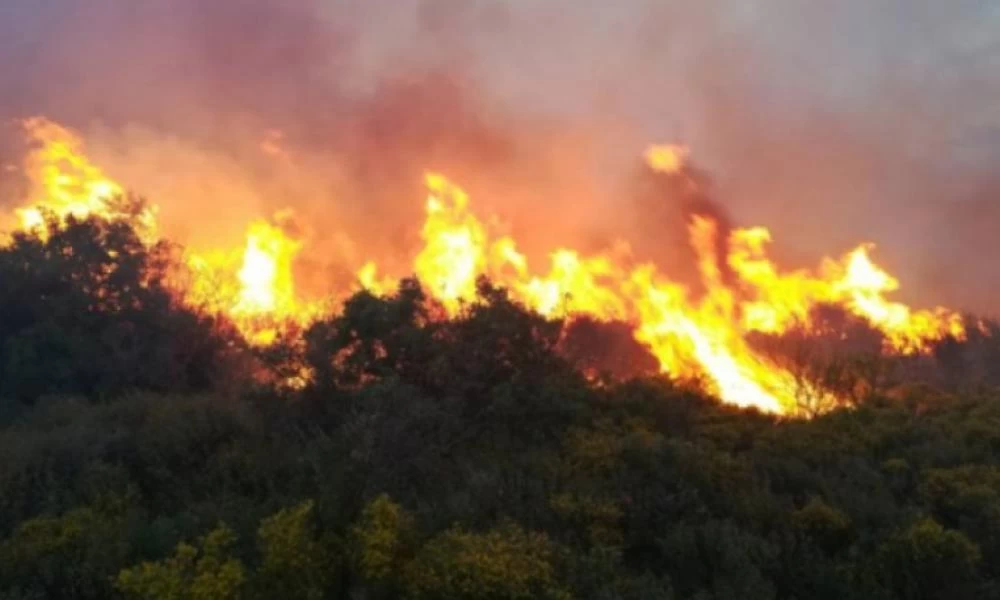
[1,0,998,312]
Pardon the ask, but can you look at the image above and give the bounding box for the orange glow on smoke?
[3,119,969,414]
[645,144,689,175]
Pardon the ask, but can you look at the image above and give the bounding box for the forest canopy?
[1,211,999,599]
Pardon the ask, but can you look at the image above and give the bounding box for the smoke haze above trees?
[1,0,999,312]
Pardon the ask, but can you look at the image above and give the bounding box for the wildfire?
[728,227,965,353]
[2,118,970,415]
[359,155,966,414]
[413,173,488,313]
[645,144,689,175]
[12,118,157,238]
[183,213,321,346]
[7,117,321,346]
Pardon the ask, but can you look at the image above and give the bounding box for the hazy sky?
[2,0,999,312]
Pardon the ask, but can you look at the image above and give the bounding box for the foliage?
[255,500,336,600]
[874,518,981,600]
[2,212,1000,598]
[351,494,416,594]
[403,522,569,600]
[0,213,233,404]
[116,525,246,600]
[0,500,131,599]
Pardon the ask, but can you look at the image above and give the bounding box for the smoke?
[1,0,998,312]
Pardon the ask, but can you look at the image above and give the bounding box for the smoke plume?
[1,0,998,312]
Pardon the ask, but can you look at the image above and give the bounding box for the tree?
[749,304,892,415]
[115,525,246,600]
[403,522,570,600]
[0,211,231,403]
[304,278,435,394]
[254,501,336,600]
[874,518,981,600]
[791,498,854,554]
[0,503,130,600]
[350,494,416,592]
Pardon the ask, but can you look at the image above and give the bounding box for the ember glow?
[3,118,969,414]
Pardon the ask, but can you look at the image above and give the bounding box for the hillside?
[1,215,999,599]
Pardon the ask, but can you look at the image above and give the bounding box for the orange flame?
[12,118,157,238]
[729,227,964,353]
[3,120,969,413]
[645,144,689,175]
[412,173,488,312]
[183,213,325,346]
[361,149,966,414]
[5,119,322,346]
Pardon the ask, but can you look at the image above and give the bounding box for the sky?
[1,0,999,312]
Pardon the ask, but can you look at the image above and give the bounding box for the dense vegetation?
[1,214,1000,599]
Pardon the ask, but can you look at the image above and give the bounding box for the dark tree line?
[1,211,999,599]
[0,212,234,406]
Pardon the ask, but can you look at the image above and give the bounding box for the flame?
[412,173,488,313]
[361,150,966,414]
[183,213,324,346]
[519,250,631,321]
[2,120,971,414]
[4,118,321,346]
[12,118,157,238]
[645,144,690,175]
[836,247,965,351]
[729,227,964,353]
[233,216,299,316]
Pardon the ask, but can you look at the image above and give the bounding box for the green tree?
[116,525,246,600]
[351,495,416,590]
[0,503,129,600]
[874,518,981,600]
[254,500,336,600]
[304,278,435,393]
[0,210,231,404]
[403,522,570,600]
[791,498,854,554]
